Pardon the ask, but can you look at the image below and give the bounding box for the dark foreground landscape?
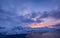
[0,29,60,38]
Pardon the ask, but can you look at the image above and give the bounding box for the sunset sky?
[0,0,60,35]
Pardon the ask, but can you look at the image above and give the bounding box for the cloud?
[51,24,60,29]
[0,0,60,35]
[49,10,60,19]
[29,17,60,28]
[40,11,48,18]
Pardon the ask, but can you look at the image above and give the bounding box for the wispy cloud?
[29,17,60,28]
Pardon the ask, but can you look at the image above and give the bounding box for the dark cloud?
[0,27,5,29]
[40,11,48,18]
[22,19,35,23]
[53,24,60,27]
[31,12,41,18]
[39,9,60,19]
[49,10,60,19]
[52,24,60,29]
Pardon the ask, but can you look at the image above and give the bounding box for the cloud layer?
[0,0,60,35]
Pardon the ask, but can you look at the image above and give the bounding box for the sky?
[17,0,60,15]
[0,0,60,35]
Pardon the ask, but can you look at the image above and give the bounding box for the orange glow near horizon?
[29,20,60,28]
